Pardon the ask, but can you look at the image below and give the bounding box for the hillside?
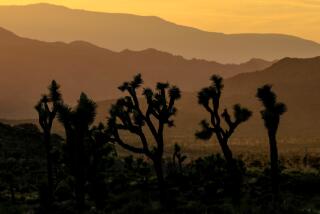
[0,4,320,63]
[223,57,320,137]
[94,57,320,141]
[0,27,272,119]
[2,57,320,147]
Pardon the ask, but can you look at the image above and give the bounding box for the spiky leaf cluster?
[144,82,181,127]
[35,80,62,132]
[196,75,252,141]
[107,73,181,156]
[256,85,287,131]
[198,75,223,107]
[57,93,97,132]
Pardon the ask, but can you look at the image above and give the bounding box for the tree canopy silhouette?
[106,73,181,190]
[57,92,97,209]
[256,85,287,201]
[35,80,62,205]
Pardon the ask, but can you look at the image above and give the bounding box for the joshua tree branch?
[130,89,159,141]
[116,138,144,154]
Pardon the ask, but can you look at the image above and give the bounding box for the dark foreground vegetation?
[0,74,320,214]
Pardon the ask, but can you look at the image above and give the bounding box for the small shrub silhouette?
[35,80,62,204]
[106,73,181,191]
[256,85,287,201]
[196,75,251,193]
[188,154,230,199]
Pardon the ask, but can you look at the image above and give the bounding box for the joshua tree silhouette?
[256,85,286,201]
[196,75,251,193]
[57,93,97,210]
[35,80,62,204]
[88,123,116,209]
[172,144,187,172]
[106,74,181,191]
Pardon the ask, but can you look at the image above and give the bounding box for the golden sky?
[1,0,320,42]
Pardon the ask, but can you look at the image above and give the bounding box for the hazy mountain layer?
[95,57,320,140]
[0,27,272,118]
[0,3,320,63]
[2,55,320,140]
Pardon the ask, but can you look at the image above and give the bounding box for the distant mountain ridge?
[1,55,320,138]
[0,27,273,119]
[0,3,320,63]
[94,56,320,139]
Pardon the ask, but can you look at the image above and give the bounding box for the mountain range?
[1,25,319,138]
[1,54,320,139]
[0,10,319,139]
[95,57,320,140]
[0,3,320,63]
[0,27,273,119]
[7,54,319,140]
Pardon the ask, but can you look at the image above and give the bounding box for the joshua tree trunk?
[256,84,286,208]
[75,177,85,210]
[57,93,97,211]
[75,134,86,210]
[220,141,241,199]
[35,80,63,204]
[268,130,279,200]
[152,156,166,203]
[196,75,252,203]
[153,158,164,189]
[44,131,54,203]
[10,184,15,203]
[108,74,181,204]
[220,141,234,169]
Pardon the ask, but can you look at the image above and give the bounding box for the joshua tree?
[196,75,251,181]
[172,144,187,172]
[88,123,116,209]
[256,85,286,199]
[106,74,181,190]
[57,93,97,209]
[35,80,62,203]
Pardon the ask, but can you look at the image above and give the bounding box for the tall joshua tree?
[256,85,286,199]
[57,93,97,209]
[106,74,181,189]
[196,75,251,179]
[35,80,62,203]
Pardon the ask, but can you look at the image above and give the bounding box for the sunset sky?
[0,0,320,42]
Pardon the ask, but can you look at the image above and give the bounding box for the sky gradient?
[0,0,319,42]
